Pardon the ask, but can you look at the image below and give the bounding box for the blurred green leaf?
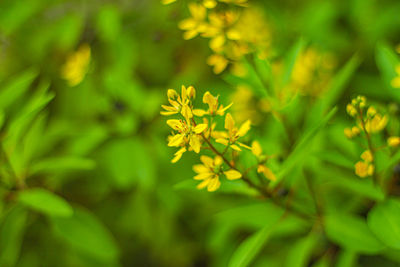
[367,198,400,250]
[0,206,27,267]
[30,157,96,175]
[227,202,285,267]
[281,38,306,85]
[325,212,385,254]
[335,250,357,267]
[284,232,319,267]
[375,43,400,101]
[0,69,37,110]
[18,188,73,217]
[51,207,119,262]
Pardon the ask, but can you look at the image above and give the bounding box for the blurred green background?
[1,0,400,266]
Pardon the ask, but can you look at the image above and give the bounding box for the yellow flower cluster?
[61,44,91,87]
[163,0,271,74]
[345,96,388,178]
[290,48,336,96]
[161,85,276,191]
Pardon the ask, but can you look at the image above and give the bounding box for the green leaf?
[275,107,337,184]
[228,224,273,267]
[30,157,96,175]
[0,69,37,110]
[0,206,27,267]
[227,203,285,267]
[18,188,73,217]
[285,232,319,267]
[321,54,361,110]
[367,198,400,250]
[335,250,357,267]
[375,43,400,102]
[98,138,155,190]
[325,213,385,254]
[281,38,306,85]
[51,207,119,262]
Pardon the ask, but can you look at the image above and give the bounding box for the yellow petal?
[216,102,233,116]
[388,136,400,147]
[200,155,214,167]
[215,138,229,146]
[194,172,214,180]
[230,144,241,151]
[224,170,242,180]
[160,111,178,116]
[167,89,178,99]
[237,120,251,137]
[167,119,182,130]
[225,113,235,132]
[237,142,251,150]
[197,179,210,189]
[193,109,207,116]
[193,164,209,173]
[214,156,223,166]
[189,135,202,153]
[257,165,276,181]
[181,105,193,119]
[168,134,185,147]
[181,85,187,101]
[251,141,262,156]
[193,124,208,133]
[207,177,221,192]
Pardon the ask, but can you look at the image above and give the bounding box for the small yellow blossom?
[346,103,357,117]
[364,113,388,133]
[193,155,241,191]
[161,85,195,119]
[215,113,251,151]
[344,126,360,139]
[61,44,91,87]
[207,54,229,74]
[251,140,262,157]
[167,119,208,153]
[388,136,400,147]
[178,3,208,40]
[361,150,373,163]
[193,91,232,116]
[355,161,374,178]
[391,64,400,89]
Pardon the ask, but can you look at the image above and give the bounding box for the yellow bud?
[351,126,360,136]
[167,89,178,99]
[187,86,196,99]
[367,106,376,117]
[388,136,400,147]
[355,161,373,178]
[344,128,353,138]
[361,150,373,163]
[346,104,357,117]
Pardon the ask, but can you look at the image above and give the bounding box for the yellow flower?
[207,54,229,74]
[193,91,232,116]
[61,44,91,87]
[344,126,360,139]
[161,85,195,119]
[364,113,388,133]
[202,10,240,53]
[178,3,208,40]
[203,0,217,8]
[167,119,208,153]
[361,150,373,163]
[355,161,374,178]
[391,64,400,89]
[388,136,400,147]
[193,155,241,192]
[215,113,251,151]
[346,103,357,117]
